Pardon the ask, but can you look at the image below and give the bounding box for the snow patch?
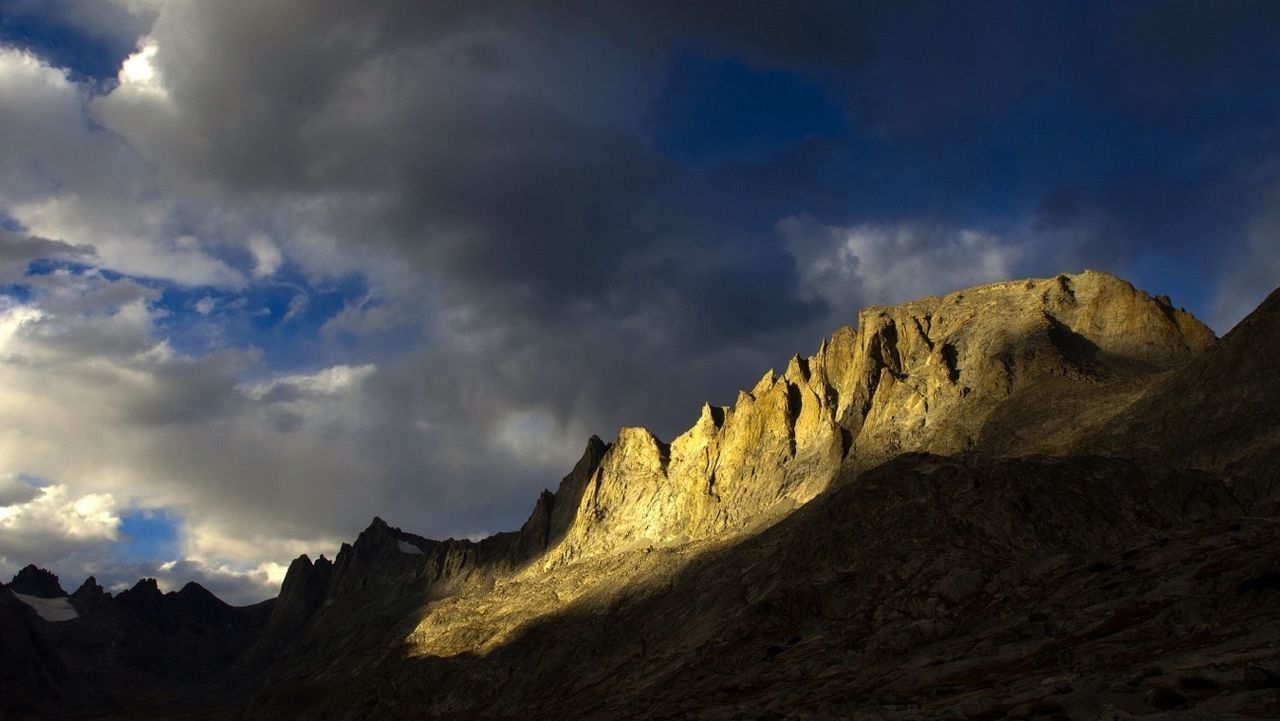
[397,540,424,555]
[12,592,79,622]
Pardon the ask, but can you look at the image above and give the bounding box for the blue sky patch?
[0,210,25,232]
[648,52,846,162]
[113,507,182,563]
[149,266,384,368]
[0,0,140,82]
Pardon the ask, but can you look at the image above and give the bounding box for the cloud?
[0,269,353,590]
[91,558,289,605]
[0,229,95,282]
[320,294,409,339]
[279,291,308,323]
[0,0,158,79]
[0,474,41,507]
[246,233,283,279]
[0,46,244,287]
[0,484,121,565]
[194,296,217,315]
[781,215,1023,313]
[0,0,1277,605]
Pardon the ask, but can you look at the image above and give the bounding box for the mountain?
[0,572,273,719]
[0,584,68,719]
[4,270,1278,720]
[1089,284,1280,512]
[8,565,68,599]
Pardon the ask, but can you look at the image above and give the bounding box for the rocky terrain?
[3,270,1277,720]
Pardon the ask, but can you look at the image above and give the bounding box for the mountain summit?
[5,271,1278,720]
[535,271,1215,567]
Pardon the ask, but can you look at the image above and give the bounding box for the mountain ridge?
[6,269,1278,720]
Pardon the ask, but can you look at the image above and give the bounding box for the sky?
[0,1,1278,604]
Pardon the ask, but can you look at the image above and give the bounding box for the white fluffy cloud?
[0,483,121,566]
[0,47,244,287]
[0,467,293,604]
[0,269,363,595]
[246,233,283,279]
[0,235,595,603]
[781,215,1023,315]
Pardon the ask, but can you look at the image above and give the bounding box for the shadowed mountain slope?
[1089,285,1280,512]
[0,572,273,719]
[263,454,1280,720]
[232,267,1276,717]
[6,270,1278,720]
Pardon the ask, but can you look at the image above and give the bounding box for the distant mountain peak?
[8,565,66,599]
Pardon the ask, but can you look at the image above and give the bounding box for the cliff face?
[238,435,613,688]
[543,271,1214,565]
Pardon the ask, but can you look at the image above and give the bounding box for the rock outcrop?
[263,555,332,643]
[326,454,1274,721]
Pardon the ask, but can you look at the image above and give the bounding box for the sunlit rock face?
[251,270,1218,677]
[543,271,1215,566]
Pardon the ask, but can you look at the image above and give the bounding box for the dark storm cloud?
[91,0,876,445]
[781,2,1280,325]
[0,474,40,507]
[101,0,872,325]
[7,0,1280,585]
[101,0,1280,524]
[111,0,872,189]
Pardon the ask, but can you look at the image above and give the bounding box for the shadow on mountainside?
[235,284,1280,720]
[237,452,1280,720]
[1089,285,1280,513]
[137,279,1280,717]
[25,277,1278,721]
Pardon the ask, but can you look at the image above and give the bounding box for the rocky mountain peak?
[8,565,66,599]
[69,576,108,613]
[533,271,1218,568]
[246,554,334,661]
[175,581,220,603]
[362,516,392,539]
[125,577,162,597]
